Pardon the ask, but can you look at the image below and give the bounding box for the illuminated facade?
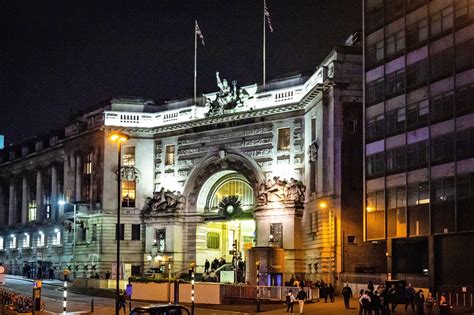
[364,0,474,291]
[0,35,372,285]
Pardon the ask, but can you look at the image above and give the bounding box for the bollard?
[63,281,67,314]
[449,292,452,305]
[190,263,195,315]
[456,293,458,306]
[91,298,94,312]
[463,293,466,307]
[471,293,473,307]
[256,261,260,312]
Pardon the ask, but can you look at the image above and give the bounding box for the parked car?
[131,304,190,315]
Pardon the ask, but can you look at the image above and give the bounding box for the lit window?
[22,233,30,248]
[277,128,291,151]
[84,152,93,175]
[44,195,51,219]
[206,232,220,249]
[0,237,4,250]
[51,229,61,246]
[9,235,17,249]
[37,232,45,247]
[121,181,136,207]
[156,229,166,252]
[28,200,37,222]
[165,145,175,166]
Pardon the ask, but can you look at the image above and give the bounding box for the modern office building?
[0,35,375,286]
[364,0,474,291]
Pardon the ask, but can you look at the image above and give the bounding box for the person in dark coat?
[204,259,210,273]
[415,290,425,315]
[438,295,450,315]
[49,267,55,280]
[405,283,416,312]
[328,284,335,302]
[342,284,353,309]
[320,283,328,302]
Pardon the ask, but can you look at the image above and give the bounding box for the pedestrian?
[415,290,425,315]
[289,274,295,286]
[405,283,416,312]
[118,290,127,314]
[212,257,219,271]
[321,283,327,302]
[63,268,70,282]
[359,290,372,315]
[368,280,374,292]
[328,283,335,302]
[342,283,353,309]
[37,265,43,279]
[204,259,210,273]
[425,292,435,315]
[438,295,451,315]
[49,267,54,280]
[358,289,365,315]
[296,287,307,314]
[286,289,296,313]
[388,284,398,312]
[105,270,111,280]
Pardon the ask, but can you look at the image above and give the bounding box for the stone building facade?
[0,36,374,285]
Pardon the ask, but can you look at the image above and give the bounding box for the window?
[386,30,405,57]
[407,140,428,168]
[44,194,51,219]
[366,6,384,33]
[85,152,92,174]
[386,0,404,21]
[28,199,37,222]
[21,233,30,248]
[206,232,220,249]
[456,85,474,114]
[406,19,428,48]
[366,114,385,141]
[431,133,455,163]
[9,235,17,249]
[83,152,93,202]
[0,237,3,250]
[36,232,45,247]
[347,235,356,245]
[156,229,166,252]
[454,0,470,25]
[430,91,454,122]
[366,41,384,67]
[91,224,97,242]
[51,229,61,246]
[431,6,453,37]
[385,69,405,98]
[387,186,407,238]
[456,39,474,71]
[310,212,318,233]
[366,190,385,239]
[131,224,141,241]
[367,152,385,176]
[121,181,136,207]
[386,147,405,173]
[407,99,429,128]
[457,172,474,232]
[407,0,425,11]
[406,59,429,89]
[407,182,430,206]
[386,107,406,135]
[277,128,290,151]
[407,182,430,236]
[431,177,456,203]
[115,224,125,240]
[366,78,384,105]
[431,48,454,80]
[165,145,175,166]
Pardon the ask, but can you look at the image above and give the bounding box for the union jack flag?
[264,0,274,32]
[195,20,205,46]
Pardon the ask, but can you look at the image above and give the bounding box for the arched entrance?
[195,170,256,272]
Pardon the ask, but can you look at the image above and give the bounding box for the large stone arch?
[182,149,265,213]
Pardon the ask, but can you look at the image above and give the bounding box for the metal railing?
[222,285,317,302]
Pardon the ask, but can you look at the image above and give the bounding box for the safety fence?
[221,285,318,302]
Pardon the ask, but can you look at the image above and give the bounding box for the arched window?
[205,173,254,213]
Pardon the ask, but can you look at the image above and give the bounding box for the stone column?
[21,175,28,223]
[36,170,43,222]
[8,178,15,225]
[51,164,58,220]
[75,154,82,202]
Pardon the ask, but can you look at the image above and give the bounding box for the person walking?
[118,290,127,314]
[63,268,70,282]
[425,292,435,315]
[286,289,296,313]
[328,283,335,302]
[438,295,451,315]
[342,283,353,309]
[48,267,55,280]
[405,283,416,312]
[204,259,210,273]
[296,287,307,314]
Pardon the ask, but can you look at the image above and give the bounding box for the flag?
[264,0,274,32]
[195,20,205,46]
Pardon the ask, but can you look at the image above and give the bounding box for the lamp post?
[58,200,77,279]
[109,132,130,315]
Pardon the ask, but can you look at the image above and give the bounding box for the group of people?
[22,264,56,280]
[357,281,449,315]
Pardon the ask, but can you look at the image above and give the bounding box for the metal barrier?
[222,285,315,302]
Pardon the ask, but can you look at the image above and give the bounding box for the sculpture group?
[143,188,185,214]
[257,177,306,205]
[206,72,250,116]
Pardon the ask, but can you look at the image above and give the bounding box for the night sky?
[1,0,361,145]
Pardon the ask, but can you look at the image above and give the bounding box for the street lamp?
[58,200,77,279]
[109,131,130,315]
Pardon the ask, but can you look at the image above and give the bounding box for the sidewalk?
[6,274,65,287]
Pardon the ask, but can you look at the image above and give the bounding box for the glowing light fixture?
[319,201,327,209]
[109,132,130,142]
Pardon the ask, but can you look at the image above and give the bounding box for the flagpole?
[194,20,198,103]
[263,1,266,86]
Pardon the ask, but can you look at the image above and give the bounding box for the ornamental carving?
[205,72,251,116]
[308,140,319,162]
[257,177,305,205]
[120,166,140,182]
[143,188,185,214]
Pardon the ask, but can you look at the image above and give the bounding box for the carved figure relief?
[143,187,185,214]
[257,176,305,205]
[206,72,250,116]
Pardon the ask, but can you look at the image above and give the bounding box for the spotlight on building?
[319,201,327,209]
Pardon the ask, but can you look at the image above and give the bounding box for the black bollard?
[91,298,94,312]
